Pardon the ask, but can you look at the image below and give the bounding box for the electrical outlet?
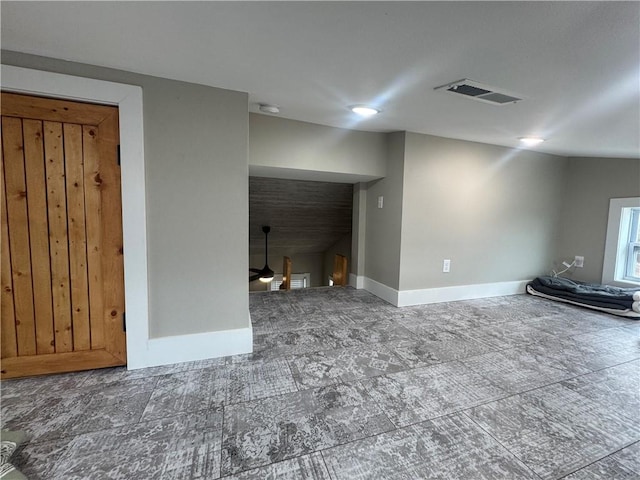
[574,256,584,268]
[443,259,451,273]
[377,196,384,209]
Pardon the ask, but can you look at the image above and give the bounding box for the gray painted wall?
[249,114,386,183]
[3,51,250,338]
[7,52,635,334]
[556,157,640,283]
[399,133,568,290]
[364,132,405,289]
[351,183,367,277]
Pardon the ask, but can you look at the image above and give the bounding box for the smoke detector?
[259,104,280,114]
[435,79,523,105]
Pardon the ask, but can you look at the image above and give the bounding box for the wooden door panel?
[2,117,37,357]
[64,123,91,352]
[82,125,105,351]
[44,120,74,353]
[0,349,125,378]
[1,145,18,359]
[97,114,126,361]
[22,119,55,354]
[1,92,121,125]
[0,93,125,379]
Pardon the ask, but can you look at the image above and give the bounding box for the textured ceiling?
[249,177,352,258]
[2,2,638,158]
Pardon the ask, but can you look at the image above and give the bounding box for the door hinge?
[122,312,126,332]
[117,144,121,166]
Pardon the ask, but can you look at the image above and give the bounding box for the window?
[602,197,640,286]
[270,273,311,291]
[623,208,640,281]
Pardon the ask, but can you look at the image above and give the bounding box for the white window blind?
[270,273,311,291]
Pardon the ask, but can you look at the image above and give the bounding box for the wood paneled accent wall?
[249,176,353,257]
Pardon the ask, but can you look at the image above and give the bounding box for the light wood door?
[332,254,348,286]
[1,92,126,379]
[280,256,292,290]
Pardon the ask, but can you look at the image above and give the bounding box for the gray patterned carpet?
[2,287,639,479]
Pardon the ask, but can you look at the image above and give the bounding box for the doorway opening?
[248,176,353,292]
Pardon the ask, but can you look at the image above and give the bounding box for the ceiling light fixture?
[259,104,280,114]
[519,137,545,146]
[349,105,380,117]
[249,226,275,283]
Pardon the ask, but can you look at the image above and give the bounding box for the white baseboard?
[349,273,365,289]
[363,277,400,305]
[127,318,253,370]
[396,280,529,307]
[361,277,529,307]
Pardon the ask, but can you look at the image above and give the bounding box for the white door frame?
[1,65,150,369]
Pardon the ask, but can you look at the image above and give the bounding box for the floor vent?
[435,79,523,105]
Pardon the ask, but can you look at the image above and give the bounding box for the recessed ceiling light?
[349,105,380,117]
[519,137,545,146]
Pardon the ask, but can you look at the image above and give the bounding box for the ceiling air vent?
[434,79,523,105]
